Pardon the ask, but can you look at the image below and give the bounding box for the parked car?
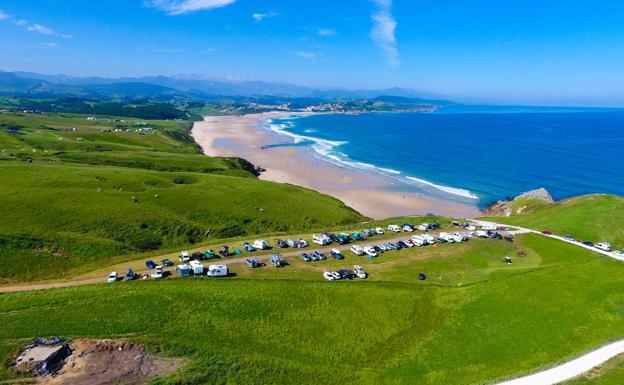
[563,235,575,242]
[323,271,335,281]
[375,227,385,235]
[145,260,157,269]
[353,265,367,279]
[219,246,230,257]
[330,249,344,259]
[189,251,201,260]
[582,241,594,246]
[542,230,552,235]
[350,245,365,256]
[277,239,289,248]
[107,271,118,283]
[243,242,256,252]
[297,239,309,248]
[125,268,136,281]
[402,223,414,232]
[287,239,297,248]
[179,251,190,262]
[152,266,164,279]
[595,242,612,252]
[387,224,401,233]
[363,246,378,258]
[246,258,261,268]
[418,272,427,281]
[269,255,286,267]
[161,258,174,267]
[337,269,353,279]
[313,250,327,260]
[300,253,311,262]
[204,250,217,259]
[336,233,351,244]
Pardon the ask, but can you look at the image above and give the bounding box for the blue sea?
[267,106,624,208]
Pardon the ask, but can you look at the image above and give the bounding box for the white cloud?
[294,51,316,60]
[15,19,28,26]
[27,23,55,36]
[316,28,336,37]
[251,10,277,22]
[146,0,236,15]
[0,10,9,20]
[38,42,58,48]
[370,0,399,67]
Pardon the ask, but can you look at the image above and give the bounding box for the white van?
[595,242,612,252]
[422,234,436,244]
[253,240,269,250]
[189,260,204,275]
[179,251,190,262]
[387,224,401,233]
[439,232,455,243]
[411,235,425,246]
[312,234,331,246]
[207,264,229,277]
[350,245,365,256]
[363,246,378,257]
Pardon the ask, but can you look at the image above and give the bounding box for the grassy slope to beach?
[0,111,364,283]
[485,194,624,249]
[1,234,624,385]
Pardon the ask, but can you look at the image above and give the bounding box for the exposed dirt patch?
[40,339,183,385]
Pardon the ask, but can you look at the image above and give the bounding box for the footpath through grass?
[2,234,624,385]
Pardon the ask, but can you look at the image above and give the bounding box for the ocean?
[266,106,624,208]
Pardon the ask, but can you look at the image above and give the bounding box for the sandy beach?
[192,113,481,219]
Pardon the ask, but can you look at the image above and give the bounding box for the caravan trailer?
[207,264,229,277]
[189,260,204,275]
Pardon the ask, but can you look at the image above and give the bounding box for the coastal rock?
[483,188,554,217]
[514,187,554,203]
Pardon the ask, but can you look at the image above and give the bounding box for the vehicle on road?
[107,272,118,283]
[542,230,553,235]
[563,235,575,242]
[595,242,612,252]
[582,241,594,246]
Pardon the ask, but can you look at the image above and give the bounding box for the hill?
[1,234,623,384]
[484,194,624,249]
[0,110,364,282]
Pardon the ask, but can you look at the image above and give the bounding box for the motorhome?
[253,239,270,250]
[402,224,415,232]
[189,260,204,275]
[411,235,425,246]
[422,234,436,244]
[312,234,331,246]
[207,264,229,277]
[439,232,455,243]
[595,242,612,252]
[452,233,465,243]
[387,224,401,233]
[350,245,365,256]
[363,246,378,258]
[417,223,429,231]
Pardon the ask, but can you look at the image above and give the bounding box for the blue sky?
[1,0,624,106]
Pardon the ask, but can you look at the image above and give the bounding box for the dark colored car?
[192,251,203,260]
[219,246,229,257]
[418,272,427,281]
[314,250,327,260]
[582,241,594,246]
[161,258,174,267]
[336,234,350,244]
[336,269,353,279]
[145,260,157,269]
[330,250,344,259]
[277,239,288,248]
[125,268,135,281]
[542,231,552,235]
[246,258,261,268]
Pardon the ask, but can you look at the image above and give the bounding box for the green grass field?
[0,111,365,283]
[483,194,624,250]
[1,234,623,384]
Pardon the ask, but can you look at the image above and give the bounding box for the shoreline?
[192,112,481,219]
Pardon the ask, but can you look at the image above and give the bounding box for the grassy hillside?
[484,194,624,249]
[0,110,364,282]
[1,234,623,384]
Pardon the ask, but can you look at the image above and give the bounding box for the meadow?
[0,111,364,283]
[1,234,623,384]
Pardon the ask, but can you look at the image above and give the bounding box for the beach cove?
[192,113,480,219]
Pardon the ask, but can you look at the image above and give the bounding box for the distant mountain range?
[0,71,453,104]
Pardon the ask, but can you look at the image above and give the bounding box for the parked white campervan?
[439,232,455,243]
[207,264,228,277]
[189,260,204,275]
[452,233,465,243]
[476,230,488,238]
[387,224,401,233]
[350,245,365,256]
[481,224,497,231]
[411,235,425,246]
[595,242,612,252]
[253,239,269,250]
[422,234,436,244]
[363,246,378,257]
[312,234,331,246]
[417,223,429,231]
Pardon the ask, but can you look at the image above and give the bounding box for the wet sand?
[192,113,480,219]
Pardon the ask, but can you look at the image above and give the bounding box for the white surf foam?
[264,119,479,201]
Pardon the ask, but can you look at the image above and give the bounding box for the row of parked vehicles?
[547,233,620,254]
[323,265,368,281]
